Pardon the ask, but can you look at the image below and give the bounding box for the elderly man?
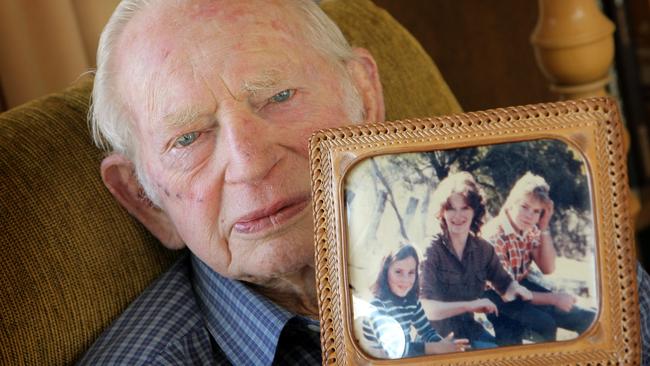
[80,0,381,364]
[80,0,650,364]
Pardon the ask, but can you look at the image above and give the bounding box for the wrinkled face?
[508,193,544,232]
[115,1,365,282]
[387,256,417,298]
[442,193,474,236]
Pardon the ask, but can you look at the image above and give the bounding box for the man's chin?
[228,242,314,284]
[227,218,314,277]
[238,263,315,289]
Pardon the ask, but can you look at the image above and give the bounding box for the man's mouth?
[233,196,310,234]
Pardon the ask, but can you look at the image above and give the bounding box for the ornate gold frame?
[309,98,640,365]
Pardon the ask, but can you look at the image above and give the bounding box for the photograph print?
[344,138,598,360]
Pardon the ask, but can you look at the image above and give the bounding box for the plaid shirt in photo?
[487,214,540,282]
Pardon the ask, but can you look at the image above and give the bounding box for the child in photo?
[482,172,596,345]
[362,244,468,359]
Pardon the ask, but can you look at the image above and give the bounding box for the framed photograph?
[309,98,640,365]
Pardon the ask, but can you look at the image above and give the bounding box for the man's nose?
[220,109,280,184]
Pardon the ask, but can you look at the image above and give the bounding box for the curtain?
[0,0,119,110]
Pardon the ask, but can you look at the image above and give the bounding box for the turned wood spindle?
[531,0,615,100]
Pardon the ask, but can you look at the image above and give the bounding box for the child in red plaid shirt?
[482,172,596,346]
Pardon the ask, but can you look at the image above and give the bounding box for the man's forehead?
[133,0,300,34]
[184,0,291,22]
[114,0,311,110]
[117,0,308,70]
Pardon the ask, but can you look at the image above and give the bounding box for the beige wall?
[0,0,119,109]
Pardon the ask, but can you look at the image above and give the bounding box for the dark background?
[372,0,650,270]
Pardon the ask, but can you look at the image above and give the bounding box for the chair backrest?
[0,0,460,364]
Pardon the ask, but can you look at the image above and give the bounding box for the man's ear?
[100,154,185,249]
[347,47,385,123]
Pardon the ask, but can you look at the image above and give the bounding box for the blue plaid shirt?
[638,263,650,365]
[77,253,321,365]
[78,251,650,365]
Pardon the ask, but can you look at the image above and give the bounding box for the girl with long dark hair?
[362,244,468,358]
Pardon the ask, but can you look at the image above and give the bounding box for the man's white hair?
[90,0,363,204]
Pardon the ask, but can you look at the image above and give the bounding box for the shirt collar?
[190,254,294,366]
[500,212,518,236]
[437,232,478,257]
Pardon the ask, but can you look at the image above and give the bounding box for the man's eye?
[269,89,294,103]
[174,132,199,147]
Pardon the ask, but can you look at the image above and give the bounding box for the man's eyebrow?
[161,70,287,128]
[241,69,284,96]
[162,107,205,130]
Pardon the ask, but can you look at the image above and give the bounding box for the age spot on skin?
[164,188,171,197]
[189,2,245,22]
[189,1,222,20]
[270,19,290,33]
[176,192,183,200]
